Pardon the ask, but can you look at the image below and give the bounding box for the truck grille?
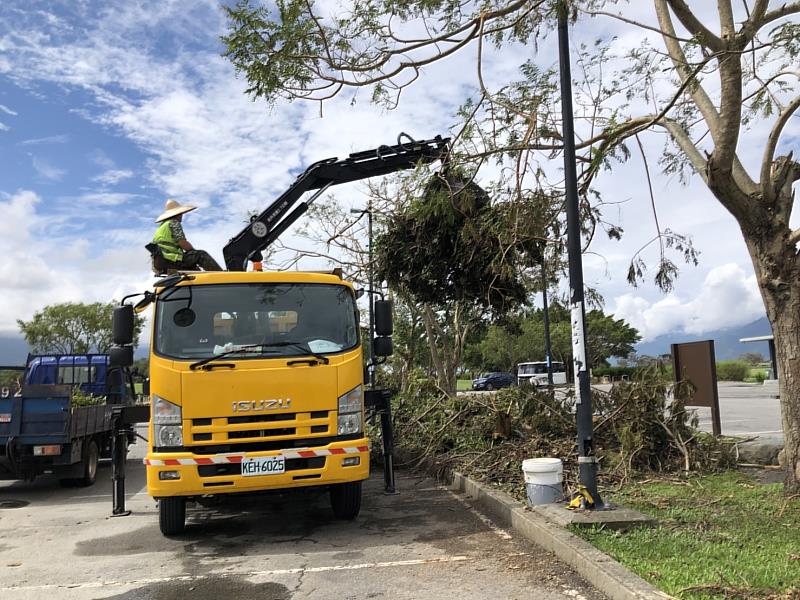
[188,410,331,445]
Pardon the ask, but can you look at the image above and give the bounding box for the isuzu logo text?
[232,399,291,412]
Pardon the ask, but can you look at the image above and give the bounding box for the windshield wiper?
[189,344,274,371]
[259,341,331,365]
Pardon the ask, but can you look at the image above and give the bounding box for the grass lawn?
[575,472,800,599]
[456,379,472,391]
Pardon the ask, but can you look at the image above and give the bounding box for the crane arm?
[222,134,450,271]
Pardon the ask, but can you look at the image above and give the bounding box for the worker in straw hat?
[151,199,222,271]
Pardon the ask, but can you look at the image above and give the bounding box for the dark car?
[472,372,515,391]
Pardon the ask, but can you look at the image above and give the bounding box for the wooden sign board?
[671,340,721,436]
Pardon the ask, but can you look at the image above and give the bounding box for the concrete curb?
[445,471,673,600]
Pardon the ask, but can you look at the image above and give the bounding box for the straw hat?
[155,199,197,223]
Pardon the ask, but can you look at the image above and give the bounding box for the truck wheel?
[330,481,362,520]
[159,497,186,535]
[76,439,99,487]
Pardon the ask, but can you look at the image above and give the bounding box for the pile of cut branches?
[374,368,737,500]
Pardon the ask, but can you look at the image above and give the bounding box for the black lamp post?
[557,0,602,507]
[350,203,376,388]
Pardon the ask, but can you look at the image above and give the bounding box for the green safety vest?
[152,220,183,263]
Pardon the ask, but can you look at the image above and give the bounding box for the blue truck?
[0,354,136,486]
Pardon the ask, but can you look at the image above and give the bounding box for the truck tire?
[159,497,186,535]
[76,439,99,487]
[330,481,362,520]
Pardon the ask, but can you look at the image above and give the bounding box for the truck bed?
[0,384,114,446]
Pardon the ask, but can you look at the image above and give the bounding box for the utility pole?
[367,201,376,388]
[557,0,602,507]
[540,258,554,388]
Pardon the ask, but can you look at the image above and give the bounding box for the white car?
[517,361,567,386]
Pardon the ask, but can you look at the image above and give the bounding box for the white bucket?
[522,458,563,506]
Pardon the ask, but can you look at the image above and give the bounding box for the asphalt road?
[0,433,604,600]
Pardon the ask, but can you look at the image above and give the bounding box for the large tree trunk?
[744,231,800,493]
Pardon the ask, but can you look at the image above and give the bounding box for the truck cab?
[144,271,370,534]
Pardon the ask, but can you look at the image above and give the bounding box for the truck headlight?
[337,385,363,435]
[153,395,183,448]
[156,425,183,447]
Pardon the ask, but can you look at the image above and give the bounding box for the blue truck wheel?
[77,439,99,487]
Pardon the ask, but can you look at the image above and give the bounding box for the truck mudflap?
[145,440,370,498]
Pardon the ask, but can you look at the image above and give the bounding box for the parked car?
[517,361,567,386]
[472,372,515,391]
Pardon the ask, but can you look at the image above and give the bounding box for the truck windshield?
[154,283,359,360]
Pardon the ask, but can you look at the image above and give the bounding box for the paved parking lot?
[0,432,603,600]
[595,381,782,438]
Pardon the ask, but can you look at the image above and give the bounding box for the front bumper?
[145,437,370,498]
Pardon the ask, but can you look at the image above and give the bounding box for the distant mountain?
[635,316,772,361]
[0,335,30,365]
[0,335,147,364]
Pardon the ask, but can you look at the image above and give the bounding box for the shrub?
[715,360,749,381]
[593,366,637,379]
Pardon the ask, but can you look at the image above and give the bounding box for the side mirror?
[113,305,135,345]
[373,336,393,357]
[109,345,134,368]
[374,300,393,336]
[142,378,150,396]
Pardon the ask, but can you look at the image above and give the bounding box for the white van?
[517,361,567,387]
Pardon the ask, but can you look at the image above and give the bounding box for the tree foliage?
[376,171,558,313]
[472,303,640,371]
[17,302,143,355]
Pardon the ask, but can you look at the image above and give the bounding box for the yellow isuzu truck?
[112,135,449,535]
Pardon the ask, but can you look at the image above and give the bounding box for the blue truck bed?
[0,354,134,483]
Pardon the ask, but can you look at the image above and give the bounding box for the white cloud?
[20,134,70,145]
[31,155,66,181]
[92,168,133,185]
[77,192,140,206]
[0,103,16,116]
[611,263,764,341]
[0,190,155,335]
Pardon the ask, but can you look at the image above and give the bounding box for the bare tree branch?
[666,0,725,51]
[718,0,736,39]
[659,119,709,183]
[761,94,800,201]
[760,1,800,29]
[580,8,694,42]
[655,0,723,141]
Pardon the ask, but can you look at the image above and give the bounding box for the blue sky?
[0,1,796,347]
